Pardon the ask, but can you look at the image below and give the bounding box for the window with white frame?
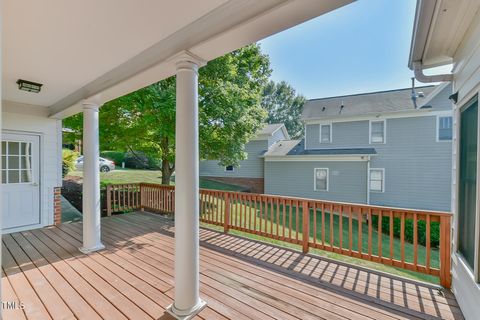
[370,120,385,143]
[225,165,234,172]
[1,141,33,184]
[369,168,384,192]
[438,116,453,141]
[320,124,331,143]
[314,168,329,191]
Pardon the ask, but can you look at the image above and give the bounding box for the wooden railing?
[106,183,452,288]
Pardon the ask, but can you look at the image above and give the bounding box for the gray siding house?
[199,123,290,193]
[265,83,453,211]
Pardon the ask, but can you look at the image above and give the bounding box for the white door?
[2,133,41,232]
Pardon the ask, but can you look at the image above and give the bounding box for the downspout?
[366,156,370,205]
[412,61,453,83]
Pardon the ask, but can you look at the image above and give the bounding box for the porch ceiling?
[2,0,353,119]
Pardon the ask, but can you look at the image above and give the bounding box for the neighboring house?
[264,83,453,212]
[409,1,480,318]
[199,123,290,193]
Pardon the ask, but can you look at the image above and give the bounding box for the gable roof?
[254,123,291,140]
[301,85,438,120]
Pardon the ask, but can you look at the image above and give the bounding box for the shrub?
[62,149,79,177]
[124,152,161,170]
[100,151,126,166]
[371,215,440,248]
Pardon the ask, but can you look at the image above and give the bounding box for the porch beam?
[167,51,207,320]
[79,101,105,254]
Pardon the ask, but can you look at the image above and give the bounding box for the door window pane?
[21,170,32,183]
[1,140,34,184]
[8,142,19,155]
[8,170,20,184]
[458,98,478,270]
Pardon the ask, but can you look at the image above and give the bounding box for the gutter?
[412,61,453,83]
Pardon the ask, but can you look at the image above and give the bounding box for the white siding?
[450,10,480,320]
[2,104,62,227]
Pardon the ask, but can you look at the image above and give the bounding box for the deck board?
[2,212,463,319]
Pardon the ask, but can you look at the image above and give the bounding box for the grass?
[200,198,440,284]
[68,169,247,191]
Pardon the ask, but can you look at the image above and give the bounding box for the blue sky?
[259,0,435,99]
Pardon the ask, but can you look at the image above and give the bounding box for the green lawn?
[68,169,247,191]
[200,198,440,284]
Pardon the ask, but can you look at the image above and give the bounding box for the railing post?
[140,183,145,211]
[106,184,112,216]
[440,215,452,288]
[302,200,310,254]
[224,192,231,233]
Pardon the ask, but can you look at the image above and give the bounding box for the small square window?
[225,165,234,172]
[438,116,453,141]
[314,168,329,191]
[370,121,385,144]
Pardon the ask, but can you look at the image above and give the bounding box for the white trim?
[369,119,386,144]
[265,155,370,162]
[369,168,385,193]
[224,165,235,172]
[319,123,332,144]
[314,168,329,192]
[303,109,453,125]
[436,115,453,142]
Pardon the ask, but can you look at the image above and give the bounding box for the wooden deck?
[2,212,463,319]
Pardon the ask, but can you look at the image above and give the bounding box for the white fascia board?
[265,155,371,162]
[303,109,453,125]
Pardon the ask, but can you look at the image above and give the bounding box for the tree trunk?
[161,159,173,185]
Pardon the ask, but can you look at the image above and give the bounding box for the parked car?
[75,156,115,172]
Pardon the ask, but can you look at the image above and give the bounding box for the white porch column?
[79,102,105,254]
[167,51,206,320]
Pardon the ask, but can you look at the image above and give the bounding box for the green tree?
[261,80,306,138]
[64,44,271,184]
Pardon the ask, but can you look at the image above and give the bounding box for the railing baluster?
[413,212,418,269]
[330,204,334,249]
[426,214,431,272]
[321,203,325,246]
[339,205,343,251]
[401,211,405,268]
[389,210,394,262]
[368,208,372,259]
[358,210,363,256]
[378,210,382,260]
[348,206,353,254]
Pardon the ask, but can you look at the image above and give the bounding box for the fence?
[106,183,452,288]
